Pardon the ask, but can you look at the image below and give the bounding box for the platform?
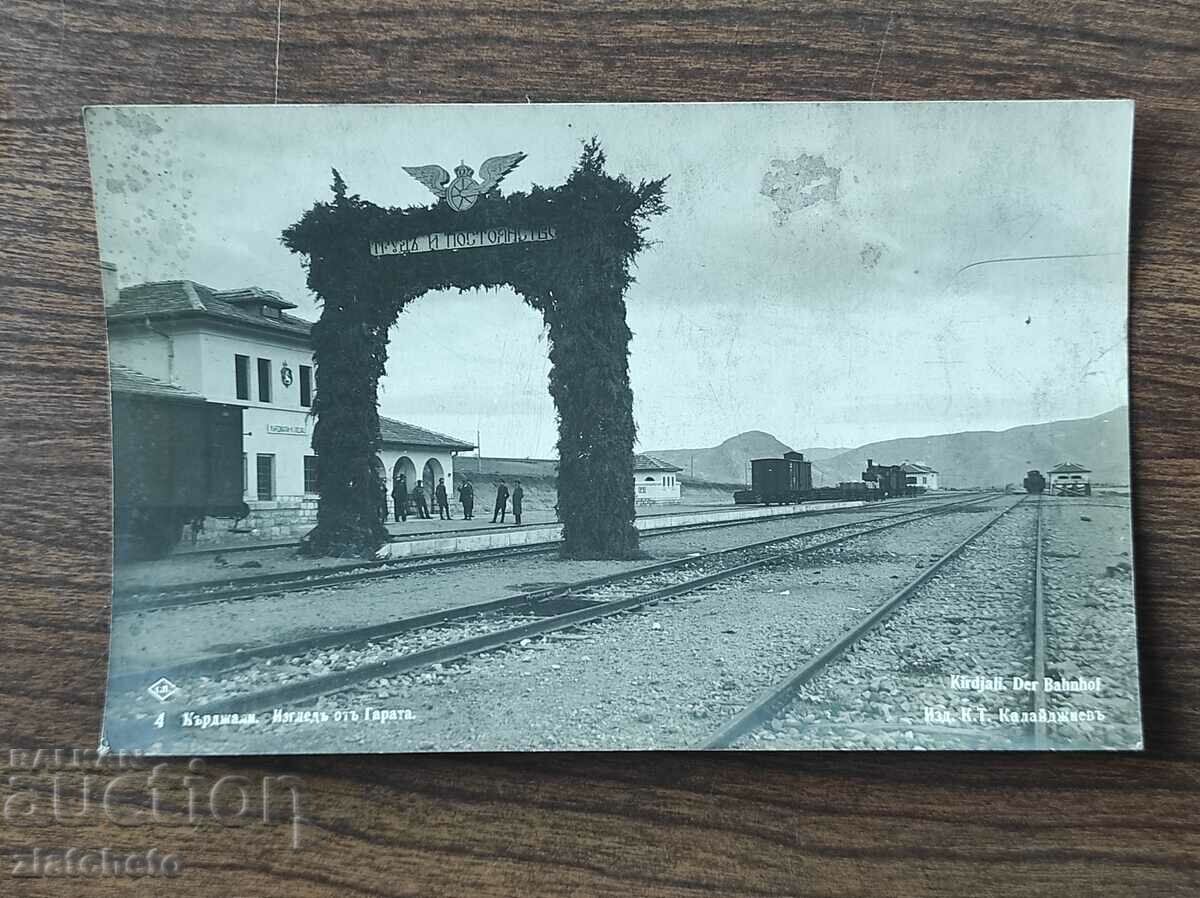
[376,500,868,560]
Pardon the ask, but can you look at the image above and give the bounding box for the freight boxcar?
[111,367,245,559]
[746,451,813,504]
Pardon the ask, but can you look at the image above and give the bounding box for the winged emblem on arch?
[402,152,527,212]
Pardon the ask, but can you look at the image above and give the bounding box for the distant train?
[733,452,902,505]
[1023,470,1047,494]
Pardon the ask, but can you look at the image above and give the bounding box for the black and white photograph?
[86,100,1141,754]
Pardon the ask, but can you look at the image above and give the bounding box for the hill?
[468,407,1130,493]
[809,407,1130,488]
[650,431,795,484]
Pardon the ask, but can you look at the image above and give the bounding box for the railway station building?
[633,453,683,504]
[103,266,474,542]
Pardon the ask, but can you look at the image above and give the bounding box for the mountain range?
[648,407,1130,488]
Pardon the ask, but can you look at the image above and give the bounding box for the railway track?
[697,495,1038,749]
[114,492,989,615]
[1032,497,1048,749]
[128,493,1003,721]
[112,494,997,692]
[723,494,1136,751]
[1035,497,1141,750]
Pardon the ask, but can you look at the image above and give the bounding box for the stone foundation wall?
[186,496,318,545]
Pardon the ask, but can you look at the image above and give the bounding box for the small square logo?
[148,677,178,703]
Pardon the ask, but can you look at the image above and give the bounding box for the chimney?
[867,458,874,468]
[100,261,120,308]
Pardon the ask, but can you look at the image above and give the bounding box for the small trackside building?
[633,453,683,504]
[1047,461,1092,496]
[900,462,940,491]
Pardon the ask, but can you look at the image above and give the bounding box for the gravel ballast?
[110,494,983,672]
[1040,498,1141,749]
[149,497,1023,753]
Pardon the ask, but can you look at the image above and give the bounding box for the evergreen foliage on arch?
[282,140,668,558]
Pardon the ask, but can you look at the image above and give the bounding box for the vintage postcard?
[86,101,1140,754]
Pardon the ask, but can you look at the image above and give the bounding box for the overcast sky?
[86,101,1132,457]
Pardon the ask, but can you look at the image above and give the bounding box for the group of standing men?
[387,473,523,525]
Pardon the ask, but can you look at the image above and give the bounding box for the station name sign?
[267,424,307,436]
[370,225,557,257]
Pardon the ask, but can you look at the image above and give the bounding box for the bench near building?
[103,267,474,542]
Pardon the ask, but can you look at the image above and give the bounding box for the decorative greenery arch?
[282,141,667,558]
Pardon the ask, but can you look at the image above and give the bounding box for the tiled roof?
[107,280,313,338]
[1049,461,1091,473]
[379,416,475,451]
[900,462,938,474]
[109,363,207,402]
[633,452,683,472]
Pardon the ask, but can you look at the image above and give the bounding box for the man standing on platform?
[435,477,451,520]
[491,479,510,523]
[392,472,408,523]
[511,480,524,525]
[459,477,475,519]
[411,479,431,519]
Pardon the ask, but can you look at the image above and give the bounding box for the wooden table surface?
[2,2,1198,895]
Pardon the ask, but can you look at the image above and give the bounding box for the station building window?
[304,455,319,494]
[299,364,312,408]
[256,454,275,501]
[235,355,250,401]
[257,358,272,402]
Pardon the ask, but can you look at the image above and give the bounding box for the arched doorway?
[392,456,416,485]
[421,457,444,499]
[283,141,666,558]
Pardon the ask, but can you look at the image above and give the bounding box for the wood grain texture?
[2,1,1199,895]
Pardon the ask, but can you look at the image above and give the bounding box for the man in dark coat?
[411,480,431,519]
[435,477,451,520]
[491,479,510,523]
[511,480,524,525]
[459,477,475,520]
[392,473,408,522]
